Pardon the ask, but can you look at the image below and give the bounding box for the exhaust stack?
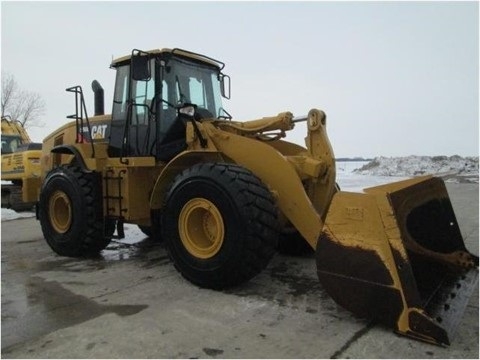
[91,80,104,116]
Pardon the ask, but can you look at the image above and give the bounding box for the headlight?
[178,105,196,118]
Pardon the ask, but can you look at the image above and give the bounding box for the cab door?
[108,60,157,158]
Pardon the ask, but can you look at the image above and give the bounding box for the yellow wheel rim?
[178,198,225,259]
[49,190,72,233]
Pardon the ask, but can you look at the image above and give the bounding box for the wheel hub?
[49,190,72,233]
[179,198,225,259]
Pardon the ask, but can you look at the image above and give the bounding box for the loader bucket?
[316,176,478,345]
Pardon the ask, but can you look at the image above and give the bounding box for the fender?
[51,145,90,172]
[149,150,226,210]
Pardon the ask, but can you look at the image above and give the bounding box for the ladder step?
[104,171,126,218]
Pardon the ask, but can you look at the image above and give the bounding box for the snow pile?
[1,208,36,221]
[354,155,479,183]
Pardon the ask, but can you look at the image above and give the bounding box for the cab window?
[112,65,129,121]
[112,60,155,124]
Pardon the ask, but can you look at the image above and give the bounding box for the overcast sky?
[1,1,478,158]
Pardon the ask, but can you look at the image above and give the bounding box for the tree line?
[1,71,45,128]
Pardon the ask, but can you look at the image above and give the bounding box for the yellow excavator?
[33,48,478,346]
[1,116,42,211]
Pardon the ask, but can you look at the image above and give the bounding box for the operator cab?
[108,48,231,161]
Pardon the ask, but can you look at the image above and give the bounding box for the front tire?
[38,165,110,257]
[162,163,279,289]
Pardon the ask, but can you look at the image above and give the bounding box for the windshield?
[1,135,22,154]
[163,57,226,118]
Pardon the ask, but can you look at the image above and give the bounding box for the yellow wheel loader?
[1,116,42,211]
[36,48,478,346]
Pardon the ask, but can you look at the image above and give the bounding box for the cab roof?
[110,48,225,70]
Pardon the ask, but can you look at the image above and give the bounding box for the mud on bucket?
[316,175,478,346]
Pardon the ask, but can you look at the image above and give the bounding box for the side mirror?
[131,50,151,81]
[220,74,231,99]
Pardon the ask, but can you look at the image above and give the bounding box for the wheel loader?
[36,48,478,346]
[1,116,42,211]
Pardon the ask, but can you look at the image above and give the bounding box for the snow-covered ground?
[2,156,478,222]
[337,155,478,191]
[1,208,36,221]
[354,155,478,182]
[336,160,409,192]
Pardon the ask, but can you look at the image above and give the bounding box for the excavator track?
[1,184,36,212]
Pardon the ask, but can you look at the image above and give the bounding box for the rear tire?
[162,163,279,289]
[38,165,110,257]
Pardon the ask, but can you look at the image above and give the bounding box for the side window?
[189,78,206,108]
[132,60,155,125]
[162,80,169,110]
[159,79,177,134]
[112,61,155,124]
[112,65,129,121]
[211,73,222,117]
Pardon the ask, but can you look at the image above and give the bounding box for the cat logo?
[91,124,108,139]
